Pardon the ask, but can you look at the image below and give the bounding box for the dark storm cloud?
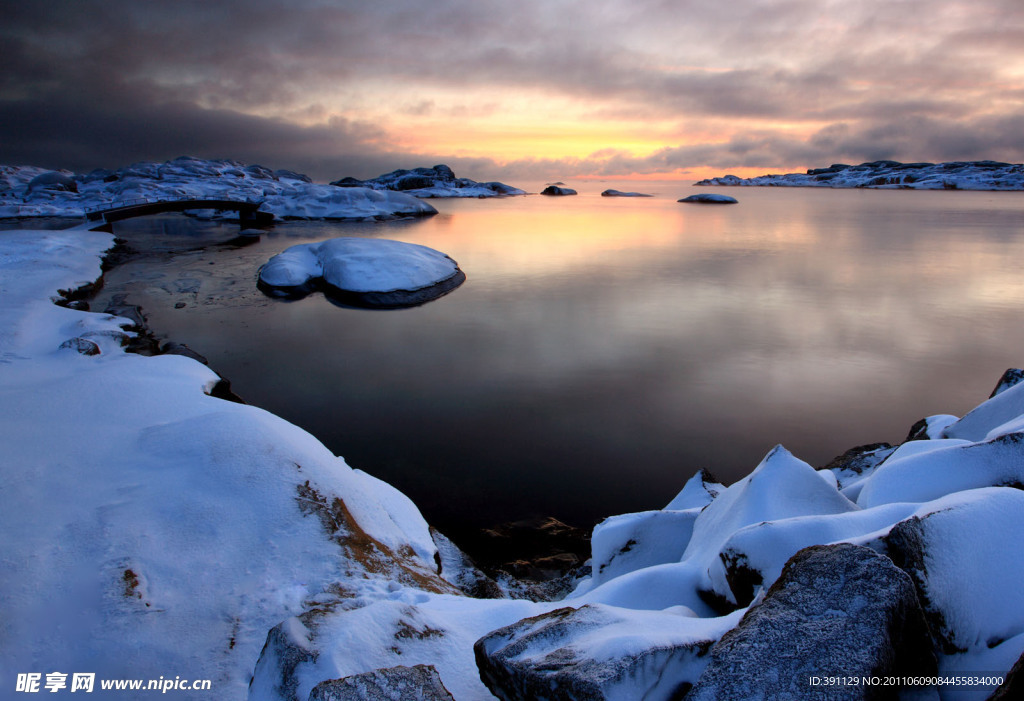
[2,0,1023,179]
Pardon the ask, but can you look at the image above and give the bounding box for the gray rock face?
[688,544,935,701]
[475,604,723,701]
[990,368,1024,398]
[308,664,456,701]
[819,442,896,489]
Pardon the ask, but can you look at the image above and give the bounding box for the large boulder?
[687,544,935,701]
[589,509,700,588]
[856,433,1024,508]
[879,487,1024,655]
[474,604,743,701]
[680,445,858,608]
[308,664,455,701]
[713,502,920,607]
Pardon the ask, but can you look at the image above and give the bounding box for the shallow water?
[83,185,1024,544]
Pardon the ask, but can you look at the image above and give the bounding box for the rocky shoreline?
[4,192,1024,700]
[696,159,1024,190]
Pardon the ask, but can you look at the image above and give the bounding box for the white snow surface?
[0,228,453,698]
[5,223,1024,699]
[258,237,460,293]
[0,157,437,221]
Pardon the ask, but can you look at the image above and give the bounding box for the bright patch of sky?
[2,0,1023,181]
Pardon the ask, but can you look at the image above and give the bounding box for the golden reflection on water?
[93,187,1024,539]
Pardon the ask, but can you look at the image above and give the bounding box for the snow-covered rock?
[680,445,859,607]
[474,604,743,701]
[540,185,578,196]
[818,442,896,491]
[942,376,1024,442]
[664,469,722,510]
[331,164,525,198]
[0,157,440,221]
[695,160,1024,190]
[589,509,701,588]
[856,433,1024,508]
[249,594,542,701]
[600,189,652,197]
[258,184,437,221]
[688,544,935,701]
[677,193,738,204]
[879,488,1024,654]
[257,237,465,307]
[714,503,921,607]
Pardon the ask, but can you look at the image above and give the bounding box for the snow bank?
[0,228,454,698]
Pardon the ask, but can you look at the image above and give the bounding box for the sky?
[2,0,1024,183]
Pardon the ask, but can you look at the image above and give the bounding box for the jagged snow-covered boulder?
[681,445,859,605]
[474,604,743,701]
[249,594,542,701]
[879,488,1024,655]
[688,544,935,701]
[856,434,1024,508]
[257,237,465,307]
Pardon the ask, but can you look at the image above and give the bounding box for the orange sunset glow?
[3,1,1024,184]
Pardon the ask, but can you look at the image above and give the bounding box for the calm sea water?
[83,184,1024,544]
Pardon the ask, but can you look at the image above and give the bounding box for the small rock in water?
[540,185,578,196]
[601,189,652,197]
[678,193,738,204]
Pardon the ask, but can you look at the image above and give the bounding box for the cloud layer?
[2,0,1023,181]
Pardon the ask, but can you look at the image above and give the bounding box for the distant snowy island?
[331,164,525,198]
[0,157,523,221]
[4,218,1024,697]
[696,160,1024,190]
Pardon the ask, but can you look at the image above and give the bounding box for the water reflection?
[88,187,1024,544]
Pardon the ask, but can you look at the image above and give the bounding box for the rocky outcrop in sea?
[695,160,1024,190]
[330,164,525,198]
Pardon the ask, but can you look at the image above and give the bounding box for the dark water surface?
[84,185,1024,544]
